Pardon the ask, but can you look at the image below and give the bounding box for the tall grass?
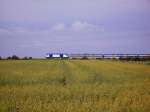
[0,60,150,112]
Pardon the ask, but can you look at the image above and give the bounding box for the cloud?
[71,21,102,32]
[0,26,32,34]
[51,21,103,32]
[52,23,66,31]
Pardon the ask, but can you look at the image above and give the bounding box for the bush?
[119,56,150,61]
[22,56,32,60]
[81,56,88,60]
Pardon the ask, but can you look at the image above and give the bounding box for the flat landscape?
[0,60,150,112]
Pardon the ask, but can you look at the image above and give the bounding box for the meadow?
[0,60,150,112]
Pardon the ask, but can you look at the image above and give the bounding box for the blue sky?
[0,0,150,57]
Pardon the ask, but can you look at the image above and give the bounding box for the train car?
[46,53,69,59]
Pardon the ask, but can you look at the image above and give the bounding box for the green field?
[0,60,150,112]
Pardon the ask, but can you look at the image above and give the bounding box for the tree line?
[0,55,32,60]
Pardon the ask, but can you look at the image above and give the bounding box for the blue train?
[46,53,69,59]
[46,53,150,61]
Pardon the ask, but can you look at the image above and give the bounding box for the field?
[0,60,150,112]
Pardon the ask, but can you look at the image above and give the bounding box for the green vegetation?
[0,60,150,112]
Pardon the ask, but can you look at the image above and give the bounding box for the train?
[46,53,150,61]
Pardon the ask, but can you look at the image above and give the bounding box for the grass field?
[0,60,150,112]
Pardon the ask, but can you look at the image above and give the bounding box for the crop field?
[0,60,150,112]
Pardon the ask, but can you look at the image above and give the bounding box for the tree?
[0,56,2,60]
[22,56,28,60]
[7,56,12,60]
[11,55,20,60]
[82,56,88,60]
[29,57,32,60]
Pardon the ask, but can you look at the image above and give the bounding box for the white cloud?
[71,21,102,32]
[51,21,103,32]
[51,23,66,31]
[0,27,32,34]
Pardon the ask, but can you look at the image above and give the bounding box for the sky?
[0,0,150,58]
